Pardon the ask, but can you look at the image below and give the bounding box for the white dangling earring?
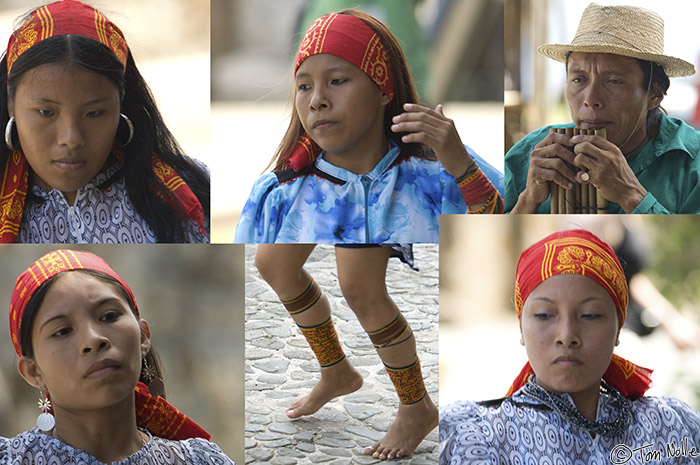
[37,387,55,431]
[119,113,134,147]
[4,116,19,150]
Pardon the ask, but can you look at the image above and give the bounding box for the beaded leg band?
[298,317,346,368]
[384,359,426,405]
[282,279,322,315]
[368,312,411,349]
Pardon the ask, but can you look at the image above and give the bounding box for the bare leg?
[255,244,363,418]
[335,246,438,460]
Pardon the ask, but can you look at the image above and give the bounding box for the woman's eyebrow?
[29,96,115,105]
[39,314,67,332]
[296,65,354,80]
[529,295,608,304]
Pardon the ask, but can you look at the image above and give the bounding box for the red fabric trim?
[134,382,211,441]
[0,151,27,243]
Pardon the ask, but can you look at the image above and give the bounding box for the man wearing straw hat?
[505,3,700,214]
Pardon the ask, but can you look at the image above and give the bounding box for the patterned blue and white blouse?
[234,141,504,243]
[440,386,700,465]
[18,162,207,244]
[0,428,235,464]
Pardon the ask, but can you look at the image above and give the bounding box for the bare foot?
[364,395,438,460]
[286,358,363,418]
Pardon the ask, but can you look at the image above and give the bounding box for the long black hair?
[1,31,209,243]
[19,269,167,398]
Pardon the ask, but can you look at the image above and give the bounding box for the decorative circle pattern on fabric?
[0,428,233,464]
[440,392,700,464]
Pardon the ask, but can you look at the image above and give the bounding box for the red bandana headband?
[514,229,628,322]
[285,12,395,171]
[9,250,210,441]
[507,229,653,398]
[6,0,128,75]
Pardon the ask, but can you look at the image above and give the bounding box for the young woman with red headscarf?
[440,229,700,464]
[234,9,503,244]
[1,0,209,243]
[2,250,234,464]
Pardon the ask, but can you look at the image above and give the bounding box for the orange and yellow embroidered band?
[298,316,346,368]
[384,359,426,405]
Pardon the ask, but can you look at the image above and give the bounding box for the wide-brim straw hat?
[538,3,695,78]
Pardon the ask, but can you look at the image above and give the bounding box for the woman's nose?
[81,325,110,354]
[56,115,87,149]
[310,86,329,110]
[554,317,580,347]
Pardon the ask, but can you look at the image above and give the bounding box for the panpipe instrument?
[549,127,609,214]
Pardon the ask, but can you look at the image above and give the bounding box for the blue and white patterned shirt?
[234,141,504,243]
[18,163,207,244]
[440,387,700,465]
[0,428,235,464]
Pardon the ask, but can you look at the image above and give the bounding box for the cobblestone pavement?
[245,244,439,464]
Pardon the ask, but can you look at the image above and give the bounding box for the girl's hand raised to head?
[391,103,475,178]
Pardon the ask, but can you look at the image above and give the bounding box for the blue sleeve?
[439,167,468,214]
[233,174,285,243]
[466,144,504,197]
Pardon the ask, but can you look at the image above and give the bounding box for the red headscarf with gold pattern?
[284,12,395,171]
[507,229,653,398]
[9,249,211,441]
[6,0,128,74]
[1,0,206,242]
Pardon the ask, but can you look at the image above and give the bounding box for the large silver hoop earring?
[119,113,134,147]
[5,116,20,151]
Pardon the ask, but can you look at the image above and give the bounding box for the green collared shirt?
[505,114,700,213]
